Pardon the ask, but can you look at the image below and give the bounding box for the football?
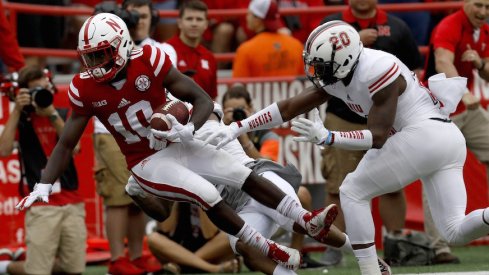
[150,100,190,131]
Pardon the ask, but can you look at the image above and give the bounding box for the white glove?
[204,122,240,149]
[152,114,195,143]
[147,131,167,150]
[125,177,147,198]
[15,183,52,210]
[291,108,331,145]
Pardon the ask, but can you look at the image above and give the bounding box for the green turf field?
[84,245,489,275]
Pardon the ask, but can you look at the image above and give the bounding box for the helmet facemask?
[304,44,341,88]
[78,36,124,82]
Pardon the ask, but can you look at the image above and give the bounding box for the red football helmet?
[77,13,133,82]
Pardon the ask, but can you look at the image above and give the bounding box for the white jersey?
[324,48,442,131]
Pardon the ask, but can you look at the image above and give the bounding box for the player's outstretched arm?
[205,86,329,149]
[16,112,90,210]
[163,67,213,131]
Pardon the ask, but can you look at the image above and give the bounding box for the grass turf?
[84,245,489,274]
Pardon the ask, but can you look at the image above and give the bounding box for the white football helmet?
[77,13,133,82]
[303,20,363,87]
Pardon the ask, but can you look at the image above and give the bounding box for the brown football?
[150,100,190,131]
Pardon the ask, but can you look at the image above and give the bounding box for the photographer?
[0,65,86,275]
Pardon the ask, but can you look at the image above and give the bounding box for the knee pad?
[198,188,222,210]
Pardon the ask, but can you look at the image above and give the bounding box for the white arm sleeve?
[329,129,373,150]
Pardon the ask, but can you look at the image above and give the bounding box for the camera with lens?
[232,108,248,121]
[0,73,54,111]
[93,1,140,29]
[28,86,54,108]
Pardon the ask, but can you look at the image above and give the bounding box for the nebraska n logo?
[106,18,121,32]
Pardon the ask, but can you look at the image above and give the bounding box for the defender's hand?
[291,109,331,145]
[16,183,52,210]
[204,122,240,149]
[152,114,195,143]
[147,131,167,150]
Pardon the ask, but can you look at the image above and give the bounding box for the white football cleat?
[267,241,302,271]
[304,204,338,243]
[378,257,392,275]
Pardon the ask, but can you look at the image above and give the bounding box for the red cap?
[249,0,283,32]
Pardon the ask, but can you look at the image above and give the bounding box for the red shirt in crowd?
[429,9,489,115]
[166,35,217,99]
[0,1,25,71]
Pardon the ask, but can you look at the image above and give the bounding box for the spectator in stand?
[204,0,250,69]
[233,0,303,77]
[320,0,423,265]
[378,0,431,45]
[422,0,489,264]
[0,65,86,275]
[167,0,217,99]
[152,0,179,42]
[278,0,324,43]
[0,0,25,72]
[221,86,323,269]
[91,1,177,274]
[8,0,65,67]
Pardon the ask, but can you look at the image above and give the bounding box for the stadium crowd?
[1,0,489,274]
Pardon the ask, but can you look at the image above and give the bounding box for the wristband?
[237,103,284,132]
[329,129,373,150]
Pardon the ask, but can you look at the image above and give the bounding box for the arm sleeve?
[68,77,92,116]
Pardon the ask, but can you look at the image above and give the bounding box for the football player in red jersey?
[14,13,339,271]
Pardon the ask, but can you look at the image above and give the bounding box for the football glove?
[152,114,195,143]
[147,131,167,150]
[291,108,332,145]
[204,122,240,149]
[16,183,52,210]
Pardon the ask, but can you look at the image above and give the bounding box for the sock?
[235,223,270,256]
[0,261,10,274]
[355,246,380,275]
[339,233,353,254]
[276,196,309,228]
[273,263,297,275]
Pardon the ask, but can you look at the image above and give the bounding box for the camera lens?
[30,87,53,108]
[232,108,248,121]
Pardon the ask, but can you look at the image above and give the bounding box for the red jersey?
[429,9,489,114]
[166,36,217,99]
[68,45,172,168]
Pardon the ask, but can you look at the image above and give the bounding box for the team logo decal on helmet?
[135,75,151,92]
[303,20,363,87]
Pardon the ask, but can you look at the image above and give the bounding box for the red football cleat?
[303,204,338,243]
[108,257,145,275]
[132,255,162,273]
[266,241,302,271]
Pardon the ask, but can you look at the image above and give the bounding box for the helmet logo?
[135,75,151,92]
[106,18,122,32]
[329,32,351,51]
